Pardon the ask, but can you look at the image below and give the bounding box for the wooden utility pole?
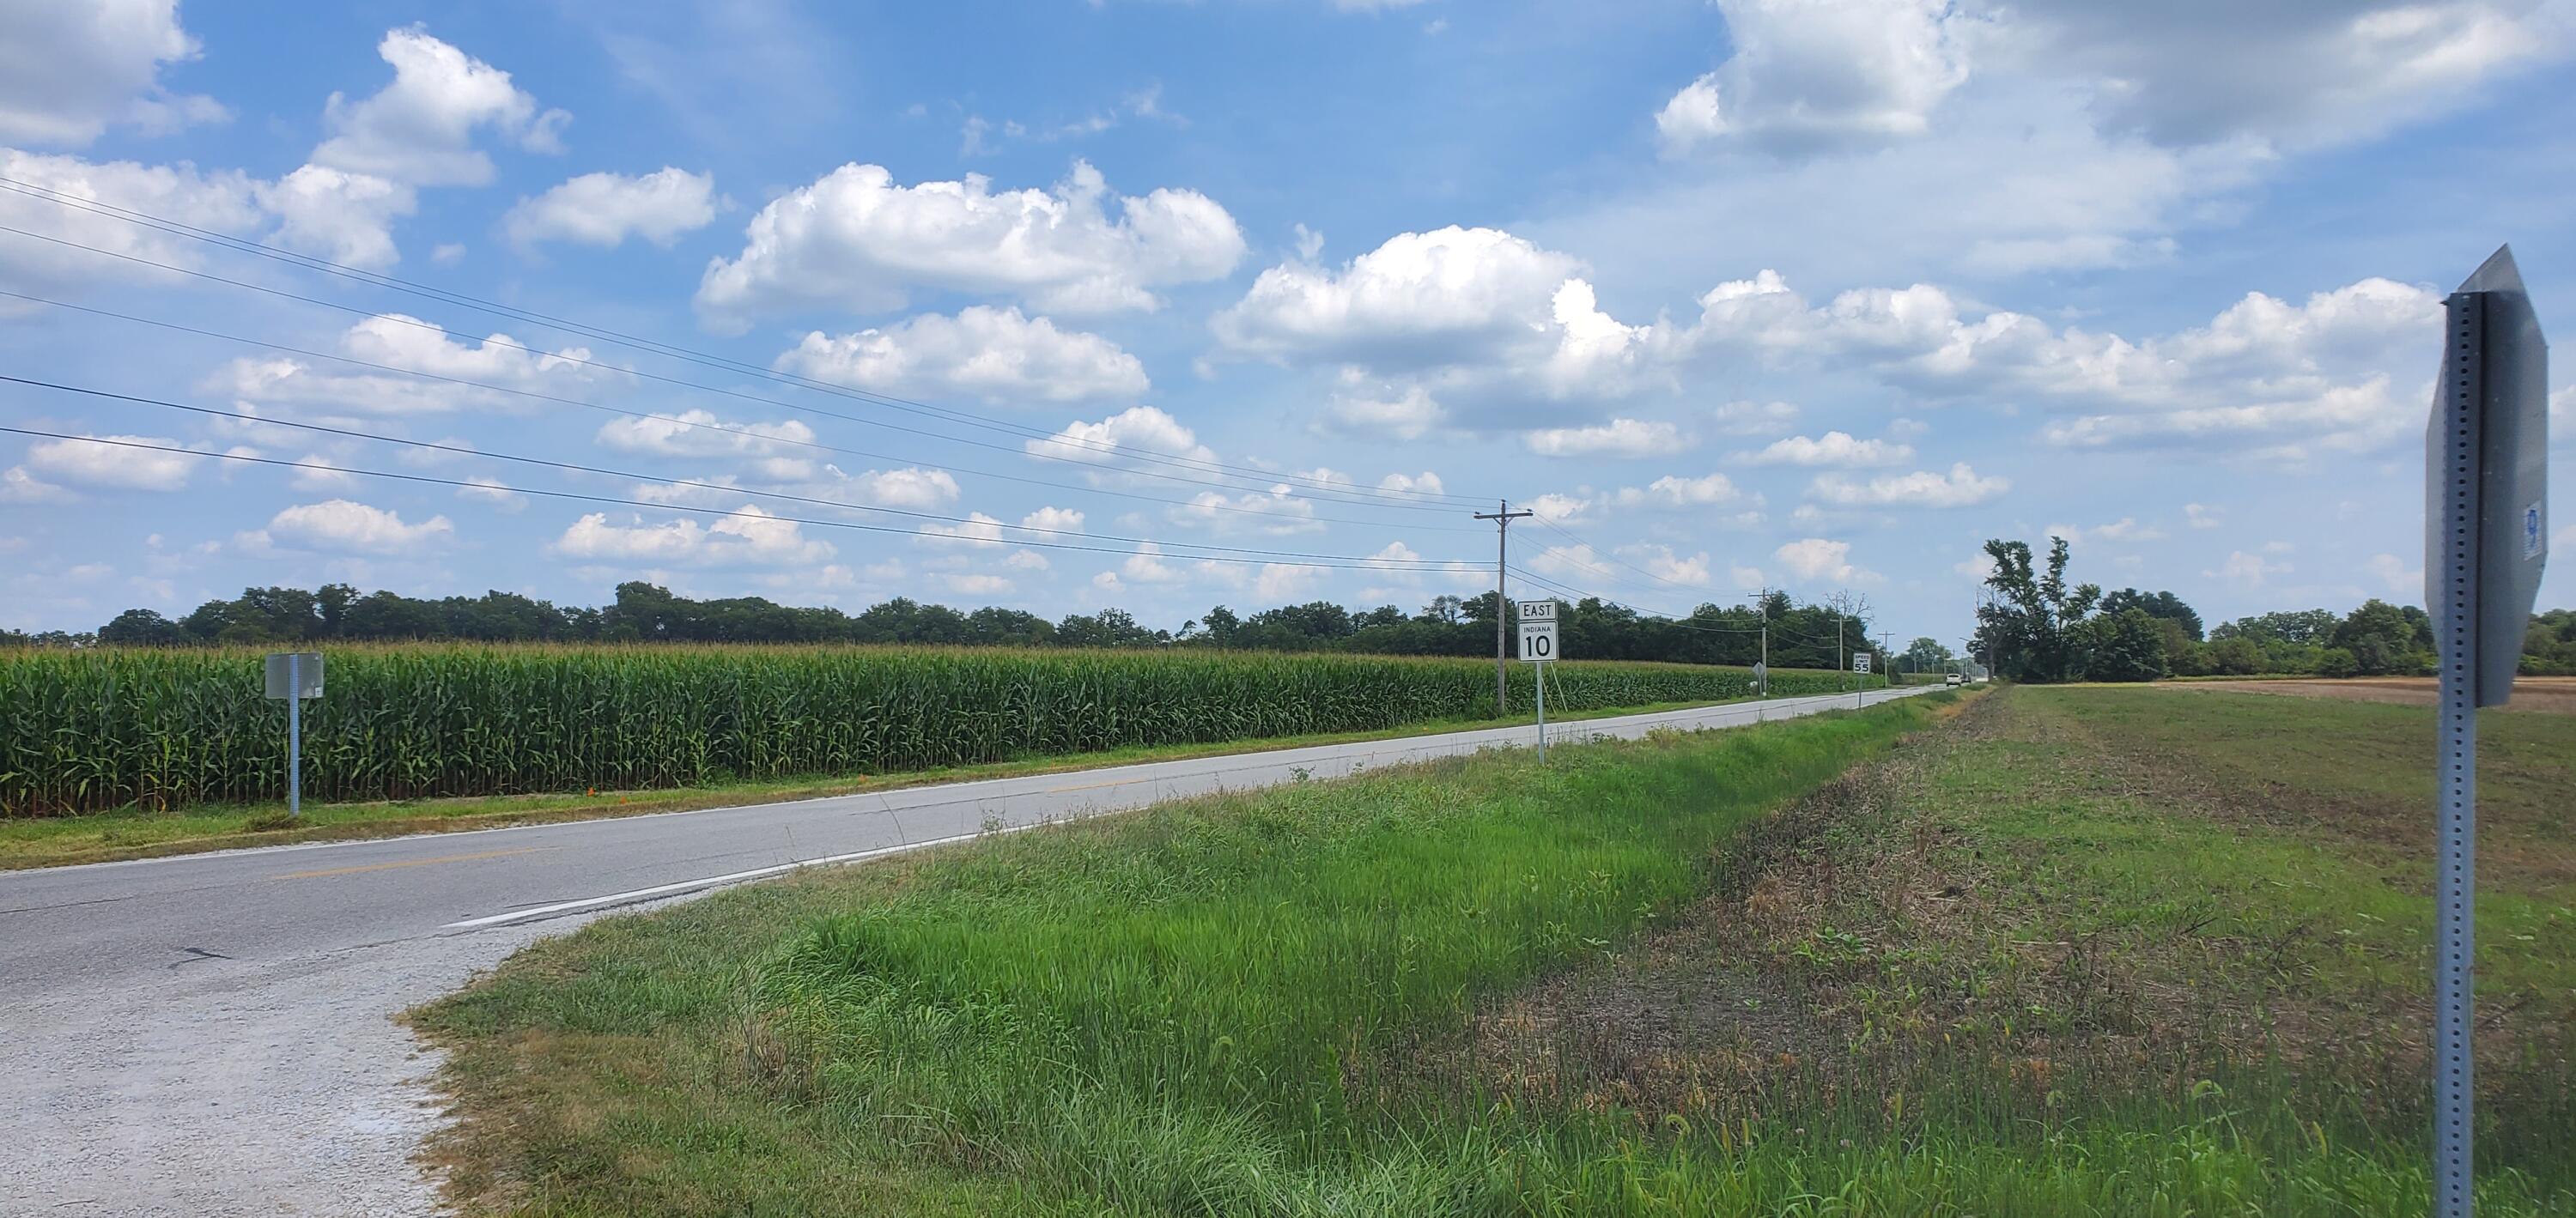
[1473,500,1534,716]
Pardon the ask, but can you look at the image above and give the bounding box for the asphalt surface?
[0,685,1929,1216]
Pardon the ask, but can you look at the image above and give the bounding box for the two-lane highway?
[0,686,1928,1216]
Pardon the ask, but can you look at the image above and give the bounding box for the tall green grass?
[421,691,2572,1215]
[735,702,1949,1212]
[0,644,1866,815]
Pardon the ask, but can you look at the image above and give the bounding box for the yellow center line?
[1042,776,1149,794]
[275,846,556,881]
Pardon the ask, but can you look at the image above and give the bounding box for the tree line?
[3,581,1888,672]
[1967,536,2576,682]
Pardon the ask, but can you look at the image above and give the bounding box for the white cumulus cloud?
[503,167,719,248]
[1314,384,1447,440]
[594,409,815,463]
[554,505,831,567]
[1808,463,2009,508]
[1024,405,1221,482]
[696,160,1244,325]
[23,433,199,491]
[1657,0,1974,155]
[204,314,599,415]
[313,27,568,188]
[1606,472,1748,510]
[263,499,454,554]
[254,163,416,270]
[1524,418,1689,458]
[778,306,1148,405]
[1774,536,1878,584]
[1212,226,1681,402]
[0,0,226,146]
[1741,430,1913,467]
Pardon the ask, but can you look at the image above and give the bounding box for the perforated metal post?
[2433,291,2482,1218]
[1533,660,1546,763]
[286,652,303,821]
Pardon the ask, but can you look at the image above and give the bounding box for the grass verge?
[412,687,2575,1215]
[0,695,1731,870]
[415,694,1955,1214]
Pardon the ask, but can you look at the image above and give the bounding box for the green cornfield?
[0,645,1870,816]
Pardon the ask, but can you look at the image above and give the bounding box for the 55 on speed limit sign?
[1516,599,1559,663]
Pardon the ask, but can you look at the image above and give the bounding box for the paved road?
[0,686,1929,1216]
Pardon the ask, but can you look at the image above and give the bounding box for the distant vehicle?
[1947,674,1964,686]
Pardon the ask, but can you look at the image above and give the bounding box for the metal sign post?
[1517,600,1559,762]
[264,652,325,819]
[2422,245,2548,1218]
[1852,651,1871,708]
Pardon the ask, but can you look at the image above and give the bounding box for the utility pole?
[1754,586,1770,699]
[1473,500,1534,717]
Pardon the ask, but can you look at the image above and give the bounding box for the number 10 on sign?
[1516,599,1558,663]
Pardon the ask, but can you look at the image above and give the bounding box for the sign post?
[264,651,325,818]
[2423,245,2548,1218]
[1852,651,1871,708]
[1516,600,1559,762]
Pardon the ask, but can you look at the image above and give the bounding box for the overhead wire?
[0,426,1469,574]
[0,223,1485,518]
[1506,564,1858,647]
[0,375,1474,567]
[0,177,1492,508]
[0,288,1485,534]
[0,177,1486,506]
[1520,511,1728,599]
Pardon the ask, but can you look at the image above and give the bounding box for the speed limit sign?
[1516,599,1558,663]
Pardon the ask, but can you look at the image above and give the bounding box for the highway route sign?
[1516,599,1558,663]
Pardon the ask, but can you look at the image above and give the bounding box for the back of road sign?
[264,652,325,700]
[2424,245,2549,706]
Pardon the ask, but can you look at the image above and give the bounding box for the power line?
[0,179,1485,506]
[0,179,1492,509]
[0,221,1477,516]
[0,288,1484,535]
[1522,511,1725,599]
[1504,566,1765,635]
[1504,564,1856,646]
[0,375,1471,567]
[0,426,1465,574]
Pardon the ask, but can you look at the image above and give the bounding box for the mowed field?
[414,686,2574,1216]
[2167,675,2576,715]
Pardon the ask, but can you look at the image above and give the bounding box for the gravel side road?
[0,687,1929,1216]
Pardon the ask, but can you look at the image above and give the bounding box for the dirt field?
[2166,675,2576,714]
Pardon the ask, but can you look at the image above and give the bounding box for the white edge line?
[441,820,1048,930]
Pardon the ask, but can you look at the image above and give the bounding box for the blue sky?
[2,0,2570,649]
